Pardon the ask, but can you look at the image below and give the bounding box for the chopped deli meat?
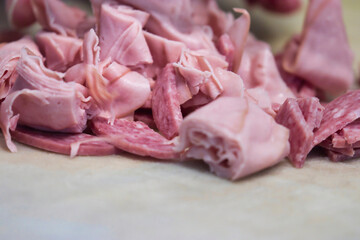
[152,64,183,139]
[0,49,89,152]
[275,97,324,168]
[281,0,354,94]
[90,117,177,159]
[0,0,357,180]
[11,126,117,157]
[177,97,290,180]
[246,0,302,13]
[0,37,40,99]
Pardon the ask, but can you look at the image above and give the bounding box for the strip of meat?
[275,97,324,168]
[177,96,289,180]
[216,34,235,71]
[281,0,354,94]
[6,0,36,28]
[90,117,177,159]
[152,64,183,139]
[327,148,360,162]
[11,126,116,156]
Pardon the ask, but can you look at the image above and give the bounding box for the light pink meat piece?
[6,0,36,28]
[246,0,302,13]
[174,49,226,99]
[313,90,360,146]
[0,37,40,99]
[226,9,250,73]
[152,64,183,139]
[31,0,87,37]
[144,31,185,68]
[99,3,153,66]
[0,49,89,152]
[238,36,295,106]
[281,0,354,94]
[216,34,235,71]
[11,126,116,156]
[177,96,289,180]
[275,97,324,168]
[90,117,177,159]
[36,32,83,72]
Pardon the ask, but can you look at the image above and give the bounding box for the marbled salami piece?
[327,148,360,162]
[90,117,177,160]
[11,126,117,156]
[313,90,360,146]
[275,97,324,168]
[152,64,183,139]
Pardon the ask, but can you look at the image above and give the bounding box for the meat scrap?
[90,117,177,160]
[275,97,324,168]
[11,126,117,157]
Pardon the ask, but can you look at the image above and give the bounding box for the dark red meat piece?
[90,117,177,160]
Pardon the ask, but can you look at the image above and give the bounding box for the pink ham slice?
[152,64,183,139]
[275,97,324,168]
[216,34,235,71]
[11,126,117,156]
[281,0,354,94]
[6,0,36,28]
[90,117,177,159]
[0,37,40,99]
[36,32,83,72]
[31,0,87,37]
[177,96,290,180]
[99,3,153,66]
[0,48,89,152]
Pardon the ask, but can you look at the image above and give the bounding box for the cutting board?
[1,1,360,239]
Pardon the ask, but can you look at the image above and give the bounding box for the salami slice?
[11,126,117,156]
[327,148,360,162]
[152,64,183,139]
[90,117,177,160]
[313,90,360,146]
[275,97,324,168]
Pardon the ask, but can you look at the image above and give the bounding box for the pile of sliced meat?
[0,0,357,180]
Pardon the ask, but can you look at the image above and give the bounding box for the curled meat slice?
[281,0,353,94]
[275,97,324,168]
[90,117,177,159]
[11,126,116,157]
[152,64,183,139]
[6,0,36,28]
[0,37,40,99]
[177,96,289,180]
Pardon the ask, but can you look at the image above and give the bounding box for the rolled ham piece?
[177,96,290,180]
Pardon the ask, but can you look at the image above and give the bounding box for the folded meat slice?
[152,64,183,140]
[99,3,152,66]
[0,49,89,152]
[177,96,290,180]
[238,36,295,107]
[0,37,40,99]
[31,0,87,37]
[90,117,177,159]
[11,126,116,157]
[275,97,324,168]
[36,32,83,72]
[281,0,354,94]
[6,0,36,28]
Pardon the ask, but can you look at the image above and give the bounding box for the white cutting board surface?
[1,1,360,239]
